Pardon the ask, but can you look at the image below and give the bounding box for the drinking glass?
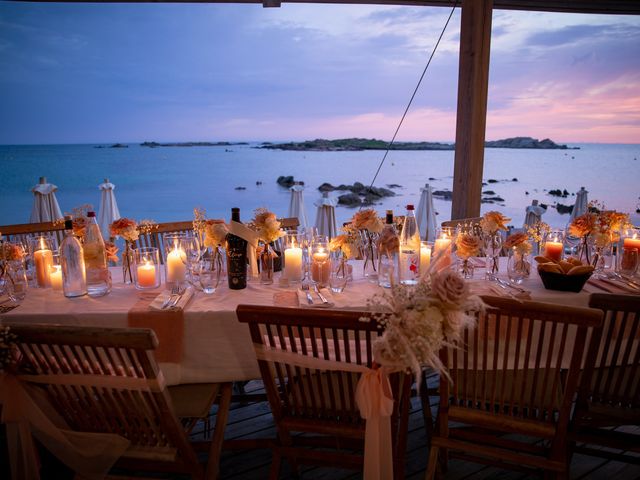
[134,247,161,290]
[329,254,348,293]
[618,248,638,276]
[507,248,531,285]
[198,259,221,294]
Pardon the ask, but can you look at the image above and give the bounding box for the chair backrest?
[440,296,602,435]
[4,323,202,476]
[0,221,65,250]
[279,217,300,231]
[441,217,482,230]
[581,293,640,414]
[236,305,411,435]
[136,221,194,264]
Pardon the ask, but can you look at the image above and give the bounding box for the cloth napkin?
[296,287,335,308]
[149,286,195,311]
[587,278,639,295]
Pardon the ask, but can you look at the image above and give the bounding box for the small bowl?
[538,269,592,293]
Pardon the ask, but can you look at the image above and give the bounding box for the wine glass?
[183,236,203,284]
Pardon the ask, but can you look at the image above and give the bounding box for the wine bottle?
[378,210,398,289]
[399,205,421,285]
[226,207,248,290]
[84,211,111,297]
[59,216,87,298]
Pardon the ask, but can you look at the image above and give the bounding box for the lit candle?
[420,243,432,274]
[50,265,63,290]
[434,234,452,255]
[544,241,564,262]
[311,249,331,285]
[284,241,303,282]
[137,260,157,288]
[34,238,53,288]
[166,243,187,283]
[623,233,640,251]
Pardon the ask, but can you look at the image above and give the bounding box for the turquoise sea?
[0,142,639,229]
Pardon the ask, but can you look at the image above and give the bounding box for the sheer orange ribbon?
[0,372,165,480]
[254,344,395,480]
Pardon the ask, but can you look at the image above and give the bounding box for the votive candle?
[311,249,331,285]
[284,243,303,282]
[420,242,432,274]
[50,265,63,290]
[544,241,563,261]
[434,235,452,255]
[137,261,157,288]
[623,233,640,251]
[166,244,187,283]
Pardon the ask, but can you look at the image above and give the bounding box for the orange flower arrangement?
[352,209,384,233]
[455,233,482,259]
[104,241,119,263]
[204,219,228,247]
[568,213,596,238]
[0,243,25,262]
[480,211,510,235]
[110,218,140,242]
[504,232,533,255]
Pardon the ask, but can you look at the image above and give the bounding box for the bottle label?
[399,251,420,280]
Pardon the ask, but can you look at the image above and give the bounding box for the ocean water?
[0,142,638,229]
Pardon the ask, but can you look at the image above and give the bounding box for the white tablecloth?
[1,259,594,385]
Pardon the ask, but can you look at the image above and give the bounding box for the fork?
[301,283,314,305]
[313,284,329,304]
[162,285,180,309]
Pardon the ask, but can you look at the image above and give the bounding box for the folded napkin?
[588,278,639,295]
[149,286,195,311]
[296,287,335,308]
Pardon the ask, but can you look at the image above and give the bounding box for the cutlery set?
[301,283,329,305]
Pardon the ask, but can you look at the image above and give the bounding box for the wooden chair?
[426,296,602,479]
[136,220,194,264]
[0,221,65,250]
[440,217,482,231]
[236,305,412,479]
[3,323,232,480]
[279,217,300,231]
[570,293,640,463]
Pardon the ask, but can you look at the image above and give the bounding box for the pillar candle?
[284,246,303,282]
[137,261,157,288]
[434,236,451,255]
[420,244,432,274]
[544,241,563,262]
[623,234,640,251]
[166,246,187,283]
[311,251,331,285]
[50,265,63,290]
[34,247,53,287]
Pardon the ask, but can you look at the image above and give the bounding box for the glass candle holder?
[543,230,565,262]
[310,240,331,287]
[164,233,188,290]
[282,232,304,283]
[135,247,161,290]
[420,241,433,275]
[49,253,63,291]
[433,228,453,256]
[618,228,640,275]
[31,236,54,288]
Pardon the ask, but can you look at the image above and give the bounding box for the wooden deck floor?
[202,379,640,480]
[2,378,638,479]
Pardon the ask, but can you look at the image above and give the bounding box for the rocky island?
[141,141,248,147]
[261,136,575,151]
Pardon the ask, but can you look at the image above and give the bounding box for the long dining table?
[0,258,606,386]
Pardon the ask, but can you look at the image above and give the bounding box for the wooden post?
[451,0,493,220]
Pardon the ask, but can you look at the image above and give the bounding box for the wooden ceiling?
[9,0,640,16]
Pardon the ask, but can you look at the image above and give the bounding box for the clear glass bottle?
[378,210,398,288]
[83,211,111,297]
[399,205,421,285]
[60,216,87,298]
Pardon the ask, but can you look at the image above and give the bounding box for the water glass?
[507,248,531,285]
[618,248,638,276]
[134,247,161,290]
[198,259,221,294]
[329,257,348,293]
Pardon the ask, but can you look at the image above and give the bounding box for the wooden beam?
[451,0,492,220]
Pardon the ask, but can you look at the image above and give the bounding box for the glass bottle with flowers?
[480,211,510,280]
[251,208,285,285]
[0,241,28,302]
[592,209,629,271]
[201,218,229,287]
[110,218,158,284]
[568,212,597,265]
[351,208,384,283]
[455,232,481,279]
[329,227,357,286]
[504,232,532,284]
[526,220,551,257]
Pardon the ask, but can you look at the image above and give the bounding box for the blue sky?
[1,2,639,144]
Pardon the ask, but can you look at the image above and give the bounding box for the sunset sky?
[1,3,639,144]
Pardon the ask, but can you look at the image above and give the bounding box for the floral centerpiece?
[0,242,26,298]
[329,224,359,278]
[110,218,157,284]
[192,208,228,287]
[455,232,481,278]
[568,212,597,264]
[352,209,384,279]
[364,266,484,382]
[250,208,285,285]
[504,232,532,279]
[480,211,510,279]
[573,203,630,269]
[526,220,551,255]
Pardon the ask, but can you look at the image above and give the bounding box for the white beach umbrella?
[288,182,308,230]
[570,187,589,221]
[523,199,546,227]
[314,192,338,239]
[98,178,121,239]
[30,176,63,223]
[416,184,437,241]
